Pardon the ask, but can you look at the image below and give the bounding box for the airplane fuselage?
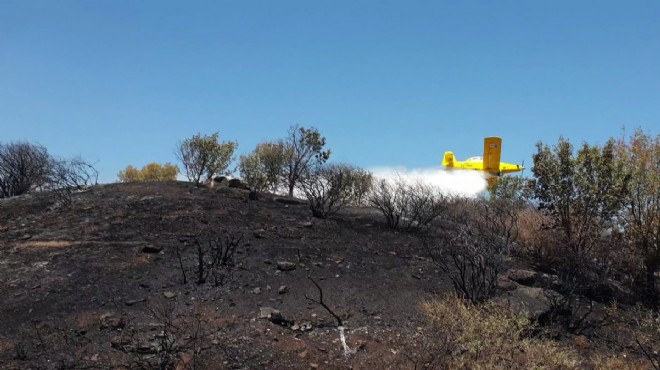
[449,156,523,176]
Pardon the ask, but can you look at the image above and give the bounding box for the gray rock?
[497,275,518,291]
[110,336,131,348]
[507,269,538,286]
[278,285,289,294]
[277,261,297,271]
[495,286,553,319]
[163,291,176,299]
[125,298,146,306]
[99,314,126,330]
[228,178,250,190]
[259,307,281,319]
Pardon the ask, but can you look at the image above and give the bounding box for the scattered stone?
[90,354,99,362]
[258,307,292,327]
[163,291,176,299]
[125,298,146,306]
[411,274,421,280]
[253,287,262,295]
[254,230,267,239]
[135,343,157,354]
[110,336,131,348]
[100,314,126,330]
[141,245,162,254]
[259,307,281,320]
[277,261,297,271]
[298,321,313,331]
[298,221,313,228]
[310,363,319,369]
[291,324,300,331]
[278,285,289,294]
[18,234,32,240]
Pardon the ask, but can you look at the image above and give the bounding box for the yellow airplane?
[442,137,523,186]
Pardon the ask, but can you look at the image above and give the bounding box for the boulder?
[228,178,251,190]
[495,286,554,320]
[507,269,538,286]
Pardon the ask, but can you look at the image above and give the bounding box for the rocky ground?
[0,181,649,369]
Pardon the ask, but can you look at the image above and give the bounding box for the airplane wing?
[482,137,502,175]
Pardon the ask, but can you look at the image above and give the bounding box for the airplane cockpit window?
[467,156,483,162]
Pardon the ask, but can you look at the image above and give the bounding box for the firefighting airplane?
[442,137,523,186]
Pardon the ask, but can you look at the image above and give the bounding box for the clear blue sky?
[2,1,658,183]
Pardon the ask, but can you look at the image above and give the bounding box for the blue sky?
[1,1,658,183]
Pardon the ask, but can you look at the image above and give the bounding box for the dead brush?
[176,226,244,286]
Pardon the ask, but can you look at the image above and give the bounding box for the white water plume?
[369,166,488,198]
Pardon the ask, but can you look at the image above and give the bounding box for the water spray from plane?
[369,166,488,198]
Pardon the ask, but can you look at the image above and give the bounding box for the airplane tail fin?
[442,152,455,167]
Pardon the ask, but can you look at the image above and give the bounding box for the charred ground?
[0,181,654,369]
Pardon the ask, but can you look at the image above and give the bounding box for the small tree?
[117,162,179,182]
[532,137,629,262]
[532,137,630,320]
[175,133,237,186]
[238,141,287,192]
[615,129,660,305]
[301,163,371,218]
[0,141,52,198]
[281,125,331,197]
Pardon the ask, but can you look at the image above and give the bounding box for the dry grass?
[419,293,645,369]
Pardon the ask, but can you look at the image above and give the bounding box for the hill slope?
[0,182,652,369]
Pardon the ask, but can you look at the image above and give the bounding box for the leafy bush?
[175,132,237,186]
[300,163,372,218]
[117,162,179,182]
[368,177,446,231]
[238,141,287,192]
